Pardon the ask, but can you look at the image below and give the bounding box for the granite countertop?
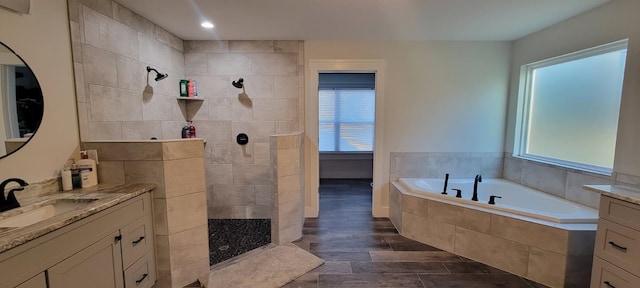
[583,184,640,205]
[0,183,155,253]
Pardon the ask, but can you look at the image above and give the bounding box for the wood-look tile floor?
[285,179,549,288]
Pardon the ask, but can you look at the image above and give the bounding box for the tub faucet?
[472,174,482,201]
[0,178,28,213]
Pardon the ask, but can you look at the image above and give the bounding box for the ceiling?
[115,0,610,41]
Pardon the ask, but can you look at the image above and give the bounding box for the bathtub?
[398,178,598,224]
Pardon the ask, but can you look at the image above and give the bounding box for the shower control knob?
[237,133,249,145]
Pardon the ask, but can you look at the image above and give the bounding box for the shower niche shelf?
[176,97,204,101]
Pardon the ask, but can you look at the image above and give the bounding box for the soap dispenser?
[77,151,98,188]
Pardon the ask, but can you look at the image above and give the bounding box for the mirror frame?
[0,41,44,160]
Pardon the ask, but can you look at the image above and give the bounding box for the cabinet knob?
[114,235,122,243]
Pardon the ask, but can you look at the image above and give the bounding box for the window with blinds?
[318,73,375,152]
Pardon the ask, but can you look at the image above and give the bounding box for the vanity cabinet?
[0,192,155,288]
[591,195,640,288]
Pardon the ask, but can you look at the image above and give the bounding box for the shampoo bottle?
[77,151,98,188]
[189,121,196,138]
[61,164,73,191]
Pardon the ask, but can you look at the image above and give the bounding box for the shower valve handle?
[488,195,502,205]
[451,189,462,198]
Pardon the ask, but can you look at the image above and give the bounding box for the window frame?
[515,39,628,175]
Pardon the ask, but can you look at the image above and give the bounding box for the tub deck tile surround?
[390,181,595,288]
[285,179,547,288]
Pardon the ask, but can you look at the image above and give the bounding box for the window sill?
[513,154,612,177]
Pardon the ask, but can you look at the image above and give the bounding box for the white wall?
[305,41,511,216]
[505,0,640,178]
[0,0,80,182]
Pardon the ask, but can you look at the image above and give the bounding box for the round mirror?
[0,41,44,159]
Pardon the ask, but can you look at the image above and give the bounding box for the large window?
[319,73,375,152]
[517,40,627,173]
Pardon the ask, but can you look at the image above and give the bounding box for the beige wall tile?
[401,194,429,218]
[254,142,271,164]
[73,62,86,102]
[184,40,229,53]
[76,102,88,140]
[454,227,529,276]
[169,257,210,288]
[274,41,300,53]
[521,161,567,197]
[162,140,205,160]
[155,235,170,270]
[567,230,596,256]
[565,171,610,208]
[503,157,522,183]
[402,212,455,251]
[490,214,568,255]
[527,247,566,288]
[162,121,188,140]
[137,32,178,74]
[87,121,123,140]
[83,6,138,59]
[82,44,117,87]
[116,55,144,90]
[241,76,275,98]
[208,143,233,164]
[253,99,298,121]
[122,121,163,140]
[164,157,206,198]
[276,121,300,134]
[278,200,302,230]
[208,184,255,206]
[389,184,403,232]
[205,164,233,185]
[394,156,438,178]
[232,143,254,164]
[235,205,272,219]
[255,185,273,206]
[275,76,299,99]
[89,85,143,121]
[84,142,164,160]
[233,121,276,143]
[97,160,125,185]
[185,53,208,76]
[153,198,169,235]
[111,1,154,37]
[252,54,297,76]
[232,95,255,121]
[79,0,112,17]
[208,99,235,120]
[275,135,299,149]
[229,40,274,53]
[125,160,166,196]
[277,223,303,244]
[233,165,274,185]
[192,120,232,143]
[278,174,301,204]
[277,148,300,177]
[207,53,251,76]
[167,224,209,268]
[155,25,184,52]
[428,201,491,234]
[142,97,183,122]
[207,205,235,219]
[166,192,208,234]
[187,76,229,99]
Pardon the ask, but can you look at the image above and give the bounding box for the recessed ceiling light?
[201,21,214,29]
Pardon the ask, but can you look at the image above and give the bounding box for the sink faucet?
[0,178,28,213]
[472,174,482,201]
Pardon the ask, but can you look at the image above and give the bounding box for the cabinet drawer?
[124,250,156,288]
[594,219,640,275]
[591,257,640,288]
[599,196,640,231]
[121,213,154,269]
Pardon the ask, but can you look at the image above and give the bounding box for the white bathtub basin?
[0,199,98,227]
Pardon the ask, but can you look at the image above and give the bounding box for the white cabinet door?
[15,273,46,288]
[48,231,124,288]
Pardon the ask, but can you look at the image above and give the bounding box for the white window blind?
[319,88,375,152]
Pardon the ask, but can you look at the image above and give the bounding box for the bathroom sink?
[0,198,98,228]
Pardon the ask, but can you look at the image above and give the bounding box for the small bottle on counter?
[189,121,196,138]
[77,151,98,188]
[181,122,191,138]
[61,164,73,191]
[71,163,81,189]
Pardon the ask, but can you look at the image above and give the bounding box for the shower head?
[232,78,244,89]
[146,66,168,81]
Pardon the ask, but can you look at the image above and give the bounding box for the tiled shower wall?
[184,41,305,219]
[69,0,305,220]
[68,0,187,141]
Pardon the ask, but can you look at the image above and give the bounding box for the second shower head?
[146,66,168,81]
[232,78,244,89]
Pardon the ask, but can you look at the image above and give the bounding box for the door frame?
[304,59,387,217]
